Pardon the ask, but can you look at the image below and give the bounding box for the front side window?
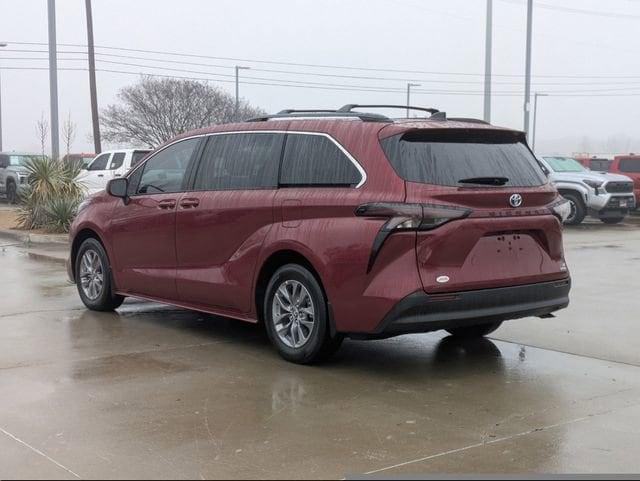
[382,130,546,187]
[194,133,283,191]
[88,153,111,171]
[280,134,361,187]
[620,158,640,173]
[136,138,200,194]
[109,152,126,170]
[544,157,587,173]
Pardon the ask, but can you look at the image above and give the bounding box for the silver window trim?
[128,130,367,189]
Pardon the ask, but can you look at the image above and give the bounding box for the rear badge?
[510,194,523,208]
[436,275,450,284]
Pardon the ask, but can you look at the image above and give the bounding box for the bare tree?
[101,77,266,147]
[36,113,49,158]
[62,112,77,159]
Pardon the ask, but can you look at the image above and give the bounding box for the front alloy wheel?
[75,238,125,311]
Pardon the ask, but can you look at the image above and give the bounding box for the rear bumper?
[360,278,570,339]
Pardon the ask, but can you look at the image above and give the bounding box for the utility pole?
[0,42,7,152]
[483,0,493,123]
[85,0,101,153]
[48,0,60,160]
[523,0,534,139]
[406,83,420,117]
[532,92,548,152]
[234,66,250,121]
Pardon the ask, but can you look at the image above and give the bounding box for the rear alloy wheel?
[601,217,625,225]
[6,181,17,204]
[264,264,343,364]
[561,193,586,225]
[75,238,125,311]
[446,321,503,339]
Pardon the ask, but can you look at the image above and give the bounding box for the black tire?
[264,264,343,364]
[561,192,586,225]
[446,321,503,339]
[6,181,17,204]
[75,238,125,311]
[600,217,625,225]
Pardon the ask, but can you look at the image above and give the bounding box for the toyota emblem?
[509,194,523,208]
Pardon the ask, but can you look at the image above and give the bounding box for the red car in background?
[610,155,640,209]
[67,105,572,364]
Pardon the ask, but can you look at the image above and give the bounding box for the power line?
[500,0,640,19]
[7,41,640,80]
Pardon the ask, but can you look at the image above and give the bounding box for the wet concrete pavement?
[1,223,640,478]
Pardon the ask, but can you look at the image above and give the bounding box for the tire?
[6,181,17,204]
[75,238,125,311]
[560,192,586,225]
[601,217,625,225]
[446,321,503,339]
[264,264,343,364]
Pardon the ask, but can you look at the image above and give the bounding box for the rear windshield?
[544,156,586,173]
[381,130,546,187]
[620,158,640,173]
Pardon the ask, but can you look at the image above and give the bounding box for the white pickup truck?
[76,149,151,196]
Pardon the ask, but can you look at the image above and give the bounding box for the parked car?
[76,149,151,195]
[0,152,41,203]
[574,155,613,172]
[68,105,572,364]
[609,154,640,210]
[539,156,635,225]
[62,153,96,170]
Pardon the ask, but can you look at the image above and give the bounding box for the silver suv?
[539,156,636,225]
[0,152,37,204]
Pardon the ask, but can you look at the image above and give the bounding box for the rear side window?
[381,130,546,187]
[109,152,126,170]
[194,133,283,191]
[88,153,110,171]
[280,134,361,187]
[620,159,640,173]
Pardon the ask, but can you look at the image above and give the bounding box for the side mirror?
[107,177,129,201]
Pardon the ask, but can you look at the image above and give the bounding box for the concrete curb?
[25,250,67,266]
[0,228,68,246]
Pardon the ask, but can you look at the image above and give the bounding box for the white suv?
[76,149,150,195]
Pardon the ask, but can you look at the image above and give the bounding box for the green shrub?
[17,156,85,233]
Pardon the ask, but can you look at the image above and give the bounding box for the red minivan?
[610,155,640,209]
[68,105,571,364]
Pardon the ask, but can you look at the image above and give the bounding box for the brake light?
[355,202,471,272]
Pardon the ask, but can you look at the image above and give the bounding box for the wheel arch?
[70,228,108,276]
[254,249,335,334]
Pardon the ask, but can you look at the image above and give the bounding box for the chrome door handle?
[158,199,177,210]
[179,198,200,209]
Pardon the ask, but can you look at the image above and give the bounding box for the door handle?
[179,198,200,209]
[158,199,177,210]
[97,174,104,178]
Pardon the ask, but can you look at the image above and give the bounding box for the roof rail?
[447,117,491,125]
[247,109,391,123]
[338,104,443,118]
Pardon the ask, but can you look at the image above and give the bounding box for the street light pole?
[532,92,548,153]
[523,0,534,138]
[0,42,7,152]
[48,0,60,160]
[483,0,493,123]
[406,83,420,117]
[235,66,250,122]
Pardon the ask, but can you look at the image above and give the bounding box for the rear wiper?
[458,176,509,186]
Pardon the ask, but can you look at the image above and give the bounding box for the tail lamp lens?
[549,198,572,223]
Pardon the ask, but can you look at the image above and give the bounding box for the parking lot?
[1,216,640,478]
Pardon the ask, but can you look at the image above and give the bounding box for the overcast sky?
[1,0,639,155]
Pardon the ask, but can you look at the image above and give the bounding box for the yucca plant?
[17,156,85,233]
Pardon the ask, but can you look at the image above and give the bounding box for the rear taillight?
[355,202,471,272]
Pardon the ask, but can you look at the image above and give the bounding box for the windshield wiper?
[458,176,509,186]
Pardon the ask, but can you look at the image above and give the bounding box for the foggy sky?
[1,0,639,155]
